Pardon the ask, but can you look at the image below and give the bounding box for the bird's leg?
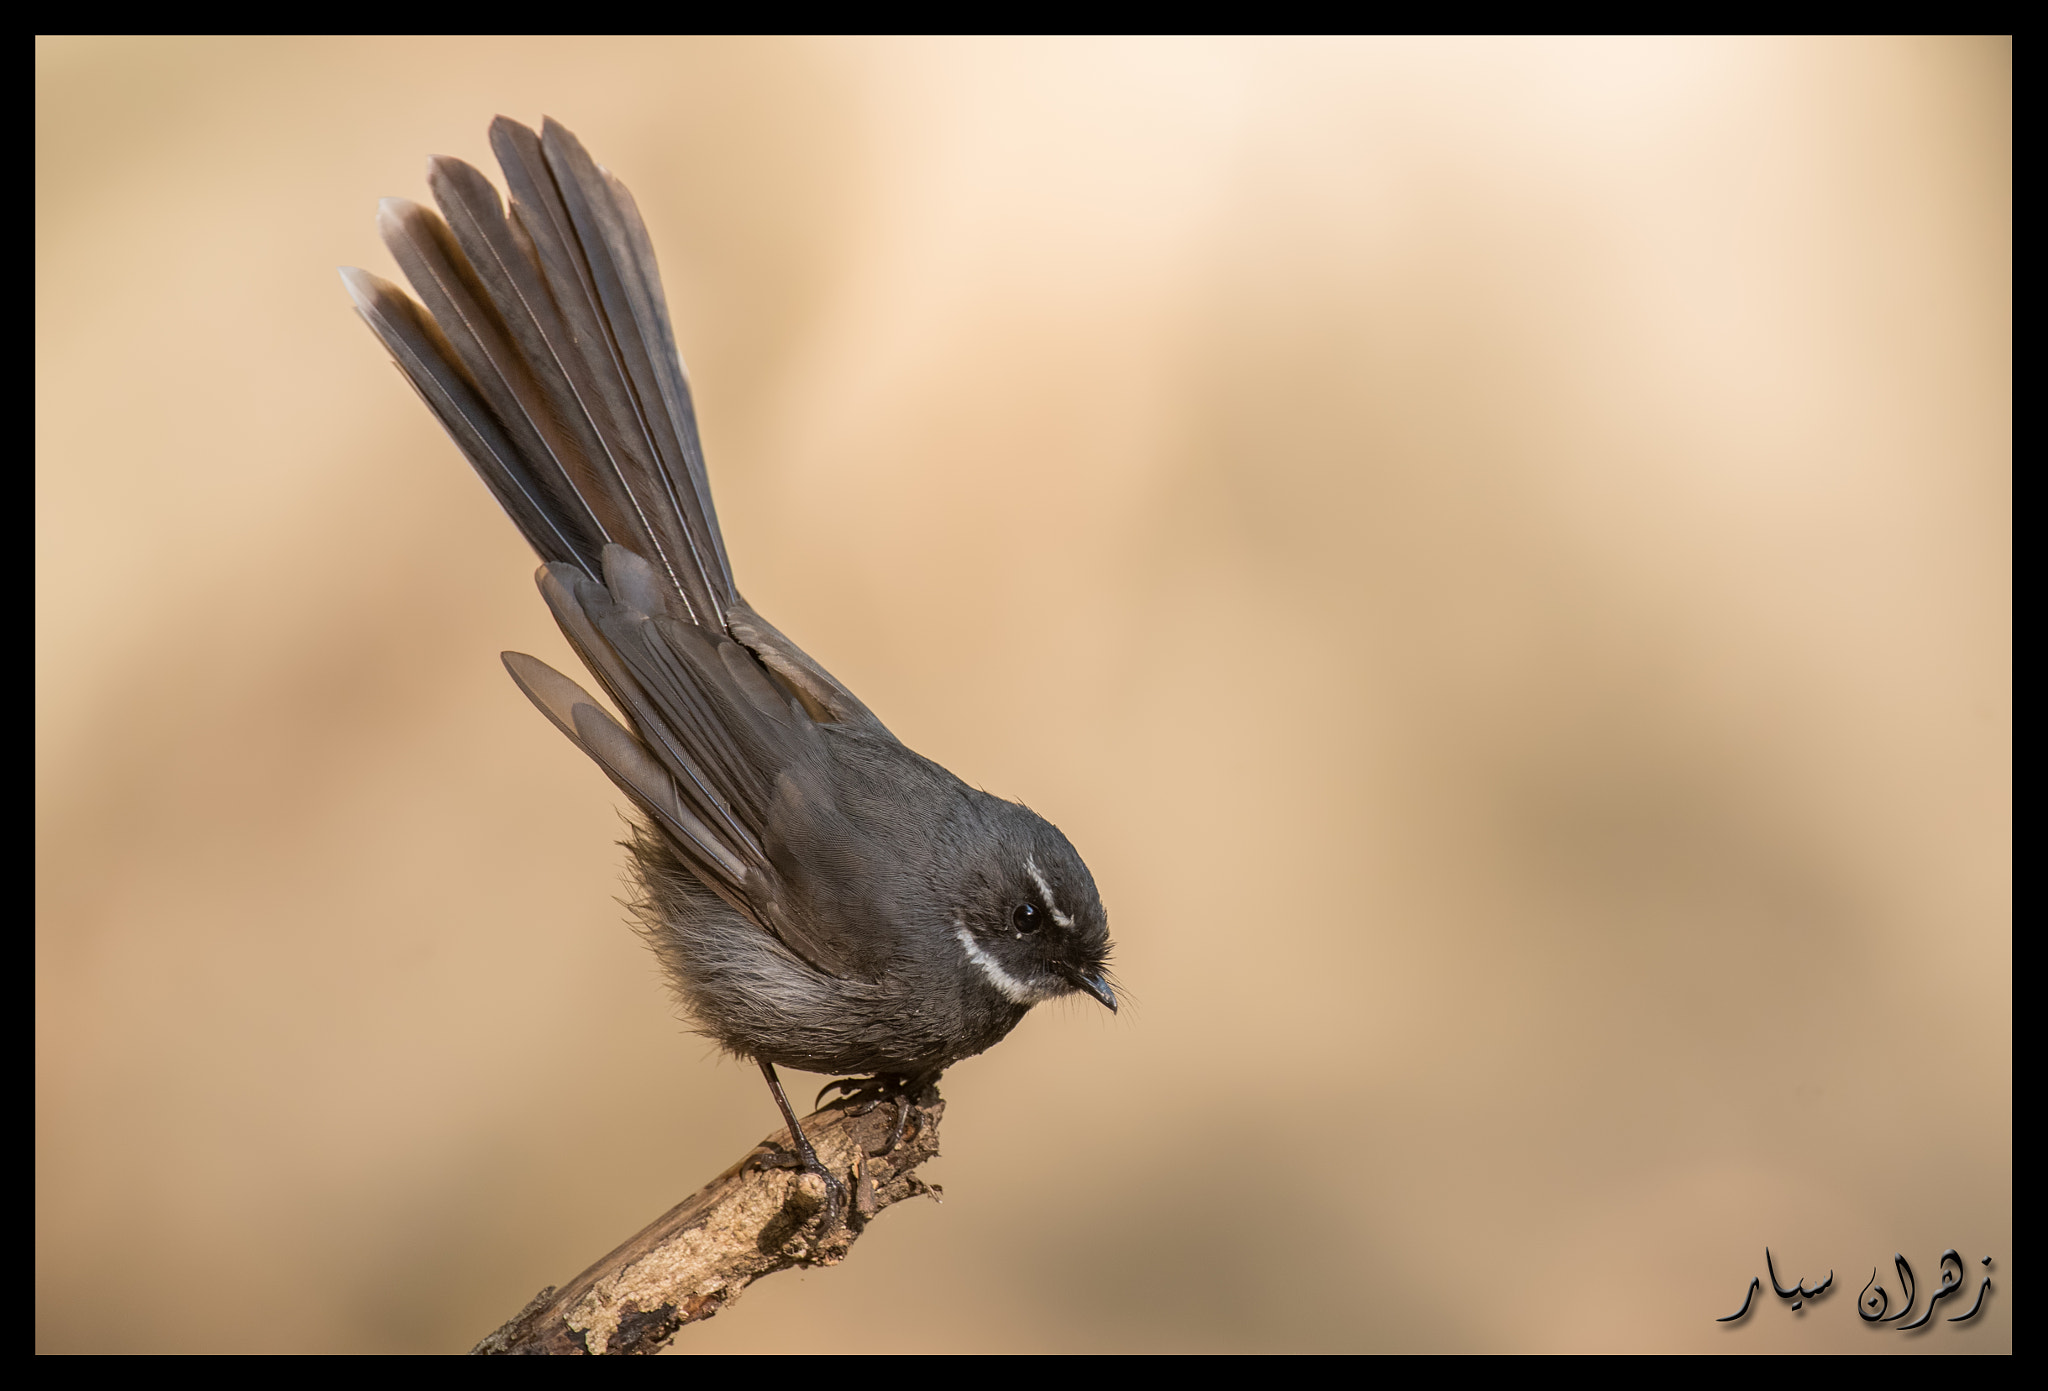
[749,1059,846,1234]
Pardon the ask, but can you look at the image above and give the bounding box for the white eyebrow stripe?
[1023,855,1075,928]
[953,925,1051,1005]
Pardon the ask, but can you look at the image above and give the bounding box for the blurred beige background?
[36,37,2008,1353]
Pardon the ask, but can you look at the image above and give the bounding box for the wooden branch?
[471,1083,945,1355]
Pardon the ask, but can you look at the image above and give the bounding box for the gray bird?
[341,117,1115,1227]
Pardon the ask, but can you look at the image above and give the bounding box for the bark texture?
[471,1084,944,1355]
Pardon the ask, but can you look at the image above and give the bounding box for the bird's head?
[949,804,1114,1012]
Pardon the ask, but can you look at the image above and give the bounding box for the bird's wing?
[344,116,876,977]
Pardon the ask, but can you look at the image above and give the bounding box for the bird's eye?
[1011,902,1041,934]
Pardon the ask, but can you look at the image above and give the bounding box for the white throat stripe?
[954,925,1047,1005]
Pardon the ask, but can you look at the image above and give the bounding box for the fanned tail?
[344,115,734,630]
[344,118,882,978]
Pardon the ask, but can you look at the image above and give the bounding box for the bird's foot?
[746,1143,848,1233]
[814,1074,921,1157]
[814,1075,887,1114]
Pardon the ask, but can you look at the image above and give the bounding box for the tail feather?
[422,156,639,540]
[424,149,715,620]
[471,116,737,629]
[362,115,737,635]
[534,118,736,620]
[340,266,590,570]
[374,197,615,563]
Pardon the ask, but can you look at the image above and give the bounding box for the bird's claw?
[812,1075,921,1158]
[815,1075,885,1110]
[747,1144,848,1235]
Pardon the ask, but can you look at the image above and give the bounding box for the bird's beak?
[1056,962,1117,1013]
